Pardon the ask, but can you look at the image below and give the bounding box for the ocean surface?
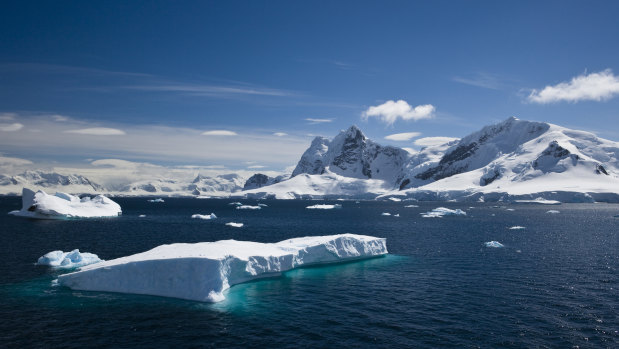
[0,197,617,348]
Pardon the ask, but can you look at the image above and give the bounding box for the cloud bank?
[362,100,435,125]
[201,130,238,136]
[0,123,24,132]
[305,118,333,124]
[528,69,619,103]
[65,127,126,136]
[414,136,459,147]
[384,132,421,141]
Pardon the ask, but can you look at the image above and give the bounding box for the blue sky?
[1,1,618,171]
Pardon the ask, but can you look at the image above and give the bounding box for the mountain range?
[2,117,618,202]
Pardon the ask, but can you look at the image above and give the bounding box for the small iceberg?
[257,203,268,207]
[404,205,419,208]
[508,226,526,230]
[381,212,391,216]
[393,214,400,217]
[228,202,243,206]
[485,241,504,248]
[226,222,244,228]
[9,188,121,219]
[192,213,217,220]
[306,204,342,210]
[148,198,165,203]
[37,249,102,268]
[138,214,146,218]
[421,207,466,218]
[506,208,515,211]
[57,234,387,302]
[546,210,560,214]
[236,205,261,210]
[387,197,402,202]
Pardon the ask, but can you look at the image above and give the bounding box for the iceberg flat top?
[58,234,387,302]
[9,188,121,219]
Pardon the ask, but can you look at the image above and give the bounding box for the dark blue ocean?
[0,197,617,348]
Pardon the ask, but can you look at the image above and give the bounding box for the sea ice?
[306,204,342,210]
[226,222,243,228]
[257,203,268,207]
[404,205,419,208]
[484,241,504,248]
[508,226,526,230]
[192,213,217,220]
[37,249,102,268]
[506,208,515,211]
[381,212,391,216]
[57,234,387,302]
[228,202,243,206]
[421,207,466,218]
[9,188,121,219]
[148,198,165,203]
[236,205,261,210]
[393,214,400,217]
[546,210,560,214]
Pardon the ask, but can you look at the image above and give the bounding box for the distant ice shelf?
[8,188,121,219]
[57,234,388,302]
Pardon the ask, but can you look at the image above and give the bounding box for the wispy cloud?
[414,136,459,147]
[0,123,24,132]
[201,130,238,136]
[65,127,126,136]
[527,69,619,103]
[305,118,334,124]
[453,72,502,90]
[362,100,435,125]
[124,82,292,98]
[51,114,69,122]
[384,132,421,141]
[247,165,266,169]
[0,113,18,121]
[273,132,288,136]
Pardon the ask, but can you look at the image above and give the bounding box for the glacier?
[8,188,121,219]
[57,234,388,302]
[37,249,102,268]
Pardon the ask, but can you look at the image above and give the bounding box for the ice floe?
[404,205,419,208]
[421,207,466,218]
[226,222,244,228]
[508,226,526,230]
[381,212,391,216]
[9,188,121,219]
[138,214,146,218]
[546,210,560,214]
[485,241,504,248]
[147,198,165,203]
[37,249,102,268]
[57,234,387,302]
[228,202,243,206]
[236,205,261,210]
[387,197,402,202]
[306,204,342,210]
[257,203,268,207]
[192,213,217,220]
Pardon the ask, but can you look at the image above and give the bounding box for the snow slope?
[57,234,388,302]
[9,188,122,219]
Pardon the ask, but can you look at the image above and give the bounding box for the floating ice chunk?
[381,212,391,216]
[393,214,400,217]
[546,210,560,214]
[404,205,419,208]
[257,203,268,207]
[387,197,402,202]
[57,234,388,302]
[148,198,165,203]
[506,208,515,211]
[508,226,526,230]
[9,188,121,219]
[138,214,146,218]
[226,222,243,228]
[306,204,342,210]
[484,241,504,248]
[228,202,243,206]
[421,207,466,218]
[514,198,561,205]
[192,213,217,220]
[196,196,211,199]
[37,249,103,268]
[236,205,261,210]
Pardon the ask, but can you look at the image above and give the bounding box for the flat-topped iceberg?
[57,234,387,302]
[9,188,121,219]
[37,249,103,268]
[421,207,466,218]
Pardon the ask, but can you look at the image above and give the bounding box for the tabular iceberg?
[57,234,388,302]
[8,188,121,219]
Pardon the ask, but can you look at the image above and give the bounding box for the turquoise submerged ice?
[58,234,388,302]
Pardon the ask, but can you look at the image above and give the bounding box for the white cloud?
[0,123,24,132]
[414,136,459,147]
[0,112,17,121]
[384,132,421,141]
[452,72,501,90]
[201,130,238,136]
[362,100,435,125]
[273,132,288,137]
[247,165,266,169]
[401,147,418,154]
[527,69,619,103]
[51,114,69,122]
[305,118,333,124]
[65,127,126,136]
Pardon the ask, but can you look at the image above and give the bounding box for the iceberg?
[387,197,402,202]
[147,198,165,203]
[8,188,121,219]
[257,203,268,207]
[306,204,342,210]
[404,204,419,208]
[228,202,243,206]
[421,207,466,218]
[192,213,217,220]
[381,212,391,216]
[236,205,261,210]
[484,241,504,248]
[508,226,526,230]
[546,210,560,214]
[138,214,146,218]
[226,222,243,228]
[57,234,388,302]
[37,249,102,268]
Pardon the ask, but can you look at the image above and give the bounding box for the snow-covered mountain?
[0,170,103,195]
[241,118,619,202]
